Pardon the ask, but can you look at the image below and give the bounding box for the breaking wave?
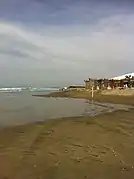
[0,87,59,93]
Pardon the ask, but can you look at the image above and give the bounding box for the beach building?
[110,72,134,80]
[84,72,134,90]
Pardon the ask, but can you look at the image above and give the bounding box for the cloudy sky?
[0,0,134,86]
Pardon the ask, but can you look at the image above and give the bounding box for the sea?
[0,87,132,127]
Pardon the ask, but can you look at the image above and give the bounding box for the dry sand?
[34,90,134,105]
[101,88,134,96]
[1,91,134,179]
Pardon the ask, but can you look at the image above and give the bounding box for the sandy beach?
[34,89,134,105]
[1,0,134,178]
[1,91,134,179]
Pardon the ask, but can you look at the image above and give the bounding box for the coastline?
[33,90,134,105]
[1,91,134,178]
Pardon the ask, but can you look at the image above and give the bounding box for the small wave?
[0,88,22,92]
[0,87,59,93]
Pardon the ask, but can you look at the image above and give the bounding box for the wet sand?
[34,90,134,105]
[1,92,134,179]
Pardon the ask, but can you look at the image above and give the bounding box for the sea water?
[0,88,132,127]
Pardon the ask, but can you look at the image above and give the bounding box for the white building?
[110,72,134,80]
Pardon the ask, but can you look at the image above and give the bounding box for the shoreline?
[33,90,134,105]
[1,91,134,178]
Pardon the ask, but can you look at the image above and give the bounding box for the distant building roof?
[110,72,134,80]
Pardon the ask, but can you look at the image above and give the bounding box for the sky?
[0,0,134,86]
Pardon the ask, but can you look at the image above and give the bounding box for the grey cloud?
[0,0,133,25]
[0,1,134,86]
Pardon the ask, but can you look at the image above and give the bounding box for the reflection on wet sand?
[83,100,134,116]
